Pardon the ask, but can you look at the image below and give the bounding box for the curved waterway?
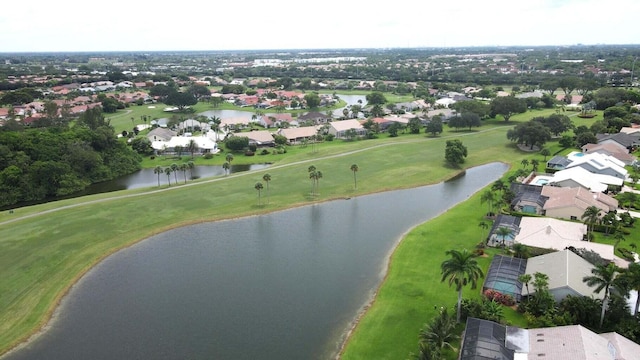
[4,162,508,360]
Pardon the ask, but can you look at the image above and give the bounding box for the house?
[424,108,456,122]
[298,111,332,124]
[151,135,218,154]
[460,318,640,360]
[146,127,177,142]
[514,217,619,262]
[327,120,366,139]
[276,126,319,144]
[243,130,275,147]
[582,141,636,165]
[550,166,623,192]
[541,186,618,221]
[483,255,527,302]
[523,249,603,302]
[565,152,628,180]
[596,132,640,152]
[510,183,547,215]
[221,117,251,131]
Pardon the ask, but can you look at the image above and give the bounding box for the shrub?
[203,153,214,159]
[484,289,515,306]
[244,150,255,156]
[260,149,269,155]
[249,143,257,152]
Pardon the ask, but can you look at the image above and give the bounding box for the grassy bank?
[0,111,554,356]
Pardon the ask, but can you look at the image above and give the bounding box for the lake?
[2,164,507,360]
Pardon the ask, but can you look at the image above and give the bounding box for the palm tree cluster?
[307,165,323,196]
[412,308,458,359]
[153,162,195,187]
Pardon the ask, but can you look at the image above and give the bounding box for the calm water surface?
[4,163,507,360]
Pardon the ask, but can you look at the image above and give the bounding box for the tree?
[444,139,467,166]
[225,153,234,165]
[506,121,552,150]
[303,93,321,108]
[618,262,640,315]
[262,173,271,205]
[366,91,387,105]
[186,139,198,159]
[154,165,163,187]
[255,182,264,205]
[512,243,530,259]
[440,249,484,323]
[425,117,443,136]
[583,262,621,327]
[521,159,529,169]
[408,117,422,134]
[164,167,172,186]
[350,164,359,190]
[165,91,197,111]
[496,226,513,246]
[480,190,497,217]
[478,221,489,242]
[171,163,179,184]
[490,96,527,121]
[418,308,459,352]
[540,148,551,161]
[225,136,249,151]
[387,122,402,137]
[530,159,540,172]
[187,161,195,179]
[519,273,532,297]
[222,162,230,175]
[581,205,602,240]
[179,163,188,184]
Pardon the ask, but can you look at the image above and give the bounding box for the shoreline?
[0,162,506,359]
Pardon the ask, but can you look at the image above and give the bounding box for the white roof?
[151,135,218,151]
[528,325,619,360]
[550,166,623,191]
[566,152,628,178]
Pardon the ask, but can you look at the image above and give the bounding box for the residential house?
[146,127,177,143]
[221,117,251,131]
[565,152,628,180]
[259,113,295,128]
[541,186,618,221]
[582,141,636,165]
[151,135,218,154]
[244,130,275,147]
[596,132,640,152]
[460,318,640,360]
[276,126,319,144]
[550,165,623,192]
[328,120,366,139]
[298,111,332,125]
[523,249,603,302]
[424,108,456,123]
[514,217,619,262]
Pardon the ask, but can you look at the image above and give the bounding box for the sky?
[1,0,639,52]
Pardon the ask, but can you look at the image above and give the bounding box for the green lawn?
[0,108,563,357]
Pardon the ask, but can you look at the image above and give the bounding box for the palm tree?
[619,262,640,315]
[171,163,179,184]
[308,165,317,195]
[225,153,234,165]
[350,164,359,190]
[222,162,230,175]
[418,308,459,351]
[164,167,172,186]
[530,159,539,172]
[521,159,529,168]
[478,221,489,243]
[581,205,601,240]
[583,262,620,328]
[255,182,264,205]
[262,173,271,204]
[480,190,497,217]
[540,148,550,161]
[518,273,532,297]
[153,165,163,187]
[179,163,188,184]
[440,249,484,323]
[187,161,195,179]
[496,226,513,247]
[187,139,198,159]
[412,342,441,360]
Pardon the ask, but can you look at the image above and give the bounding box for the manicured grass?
[0,107,559,356]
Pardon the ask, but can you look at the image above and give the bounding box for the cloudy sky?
[1,0,638,52]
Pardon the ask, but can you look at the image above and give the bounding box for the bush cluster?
[484,289,516,306]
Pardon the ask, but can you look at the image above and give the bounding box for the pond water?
[3,163,508,360]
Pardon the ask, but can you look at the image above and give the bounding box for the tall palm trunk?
[457,288,463,323]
